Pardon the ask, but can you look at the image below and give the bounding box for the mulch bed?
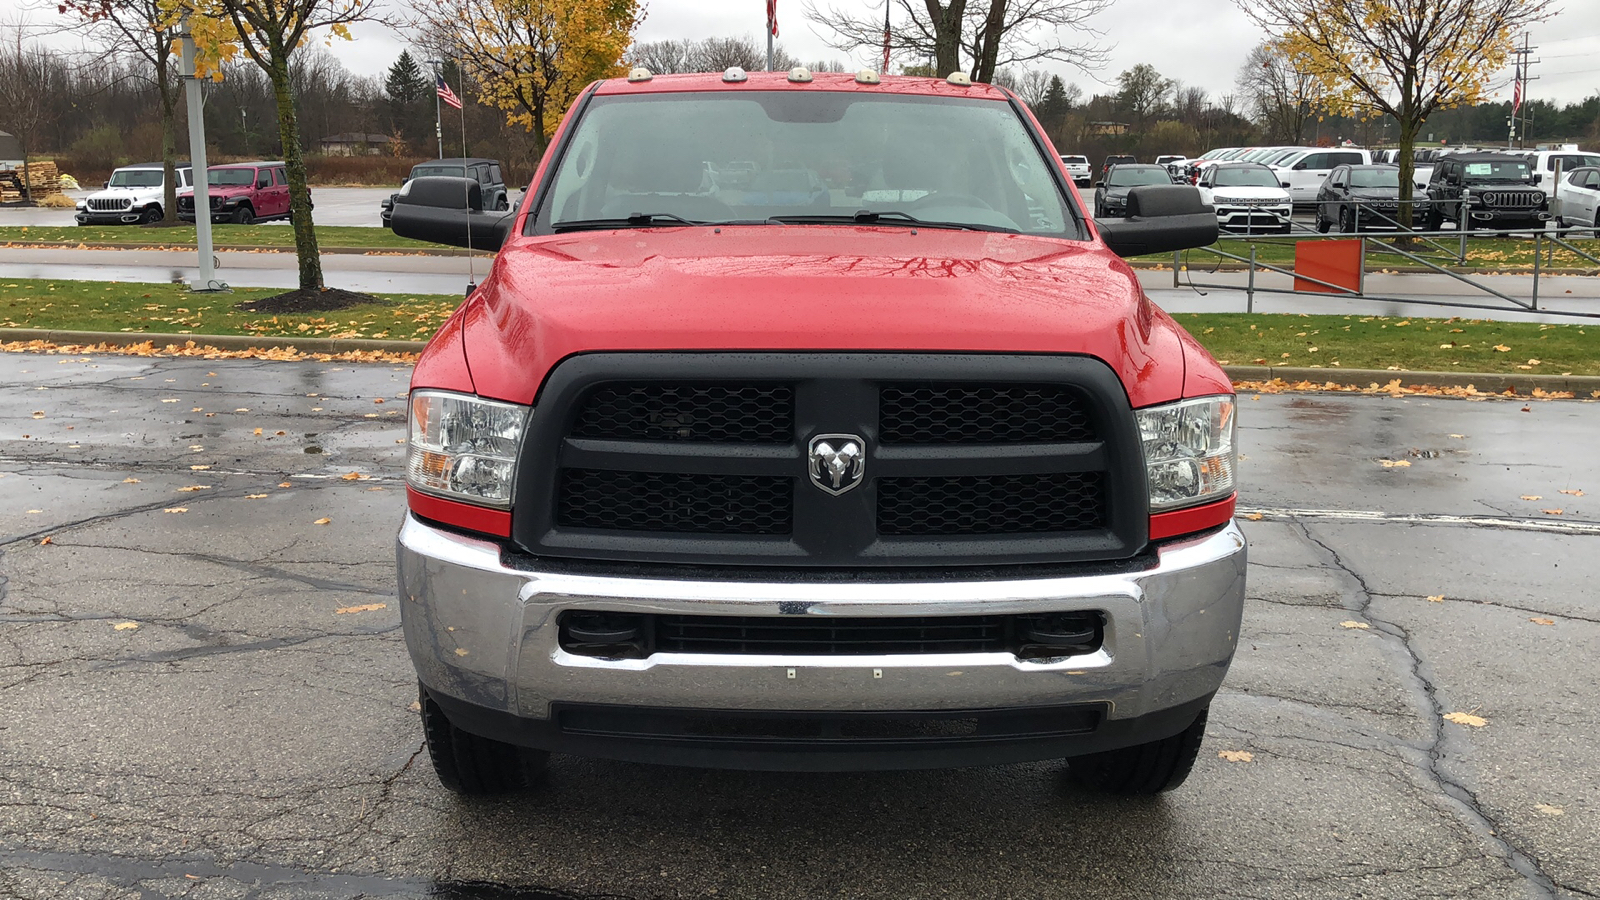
[235,286,388,314]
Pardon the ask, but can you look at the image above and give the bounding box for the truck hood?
[1206,186,1290,202]
[86,187,160,201]
[459,226,1192,408]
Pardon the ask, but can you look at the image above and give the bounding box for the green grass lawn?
[4,279,1596,376]
[0,278,462,341]
[0,224,446,251]
[1142,234,1600,271]
[1174,313,1600,376]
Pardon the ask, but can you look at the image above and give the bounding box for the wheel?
[139,205,161,224]
[1339,207,1355,234]
[496,196,509,211]
[1424,206,1443,231]
[1315,210,1331,233]
[1067,707,1208,795]
[231,205,254,225]
[420,685,545,795]
[1095,201,1104,218]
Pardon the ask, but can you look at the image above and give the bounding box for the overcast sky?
[15,0,1600,107]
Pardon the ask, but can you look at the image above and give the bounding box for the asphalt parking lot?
[1,352,1597,899]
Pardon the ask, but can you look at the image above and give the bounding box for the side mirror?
[389,176,513,251]
[1533,174,1543,185]
[1096,185,1219,258]
[104,180,110,189]
[1293,161,1308,171]
[1280,181,1291,188]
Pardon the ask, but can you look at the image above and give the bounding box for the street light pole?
[179,13,223,293]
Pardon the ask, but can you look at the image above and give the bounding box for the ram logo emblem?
[808,434,866,495]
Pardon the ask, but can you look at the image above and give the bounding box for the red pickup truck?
[392,69,1244,797]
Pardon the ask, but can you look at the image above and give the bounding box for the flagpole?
[766,1,774,71]
[432,62,444,159]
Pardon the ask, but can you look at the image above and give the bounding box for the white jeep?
[75,162,191,226]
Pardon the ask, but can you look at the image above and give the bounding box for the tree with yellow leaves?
[1234,0,1557,228]
[166,0,380,295]
[415,0,640,143]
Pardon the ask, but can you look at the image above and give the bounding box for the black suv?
[381,158,510,227]
[1419,153,1549,232]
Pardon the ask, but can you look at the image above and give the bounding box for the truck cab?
[390,69,1243,797]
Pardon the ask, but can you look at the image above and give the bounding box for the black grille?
[878,473,1105,535]
[880,384,1094,444]
[561,611,1103,658]
[557,469,792,534]
[1480,191,1543,209]
[87,197,129,212]
[571,384,793,443]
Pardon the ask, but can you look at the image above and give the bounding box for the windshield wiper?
[553,212,714,232]
[768,209,1015,233]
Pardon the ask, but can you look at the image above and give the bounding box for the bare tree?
[1016,69,1052,108]
[1234,40,1322,143]
[627,39,692,74]
[0,42,67,203]
[807,0,1110,83]
[627,36,805,74]
[57,0,184,222]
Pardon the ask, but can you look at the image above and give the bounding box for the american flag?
[437,75,463,110]
[1511,62,1523,115]
[767,0,778,36]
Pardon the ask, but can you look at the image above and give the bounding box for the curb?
[4,328,1597,394]
[0,240,492,258]
[0,328,425,355]
[1222,365,1600,394]
[1128,261,1600,277]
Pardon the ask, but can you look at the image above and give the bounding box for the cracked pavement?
[1,353,1597,899]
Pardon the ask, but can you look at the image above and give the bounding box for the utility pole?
[178,13,223,293]
[1508,33,1538,150]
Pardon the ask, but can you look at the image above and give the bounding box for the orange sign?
[1294,239,1363,294]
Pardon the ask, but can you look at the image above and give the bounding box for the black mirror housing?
[389,176,513,251]
[1096,185,1219,258]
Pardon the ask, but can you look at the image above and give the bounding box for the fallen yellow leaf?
[244,493,269,499]
[176,485,210,493]
[313,517,331,525]
[341,471,364,481]
[190,465,211,471]
[1559,489,1584,497]
[454,648,469,657]
[1244,512,1264,521]
[1535,803,1565,816]
[1541,508,1564,516]
[113,622,139,631]
[1340,621,1370,630]
[253,427,263,435]
[1427,595,1445,603]
[1218,750,1254,763]
[163,507,188,513]
[1530,617,1555,626]
[1448,434,1465,439]
[1493,344,1511,352]
[1378,459,1411,468]
[39,536,54,546]
[1444,711,1487,727]
[278,482,292,488]
[122,477,140,483]
[30,411,44,418]
[1521,495,1543,501]
[335,603,387,614]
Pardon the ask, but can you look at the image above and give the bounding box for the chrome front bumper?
[399,515,1245,735]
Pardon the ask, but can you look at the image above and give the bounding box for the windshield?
[543,92,1073,235]
[411,165,466,179]
[1350,168,1400,188]
[209,169,256,186]
[1462,159,1531,182]
[1213,166,1279,188]
[108,170,163,188]
[1107,166,1171,187]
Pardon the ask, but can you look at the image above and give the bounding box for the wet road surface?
[1,353,1597,899]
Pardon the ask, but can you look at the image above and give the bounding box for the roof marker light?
[788,66,813,83]
[723,66,748,83]
[946,72,972,86]
[627,67,653,83]
[855,69,881,85]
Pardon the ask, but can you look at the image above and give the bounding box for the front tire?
[139,205,161,225]
[1339,207,1355,234]
[420,686,545,795]
[1067,707,1208,795]
[231,205,255,225]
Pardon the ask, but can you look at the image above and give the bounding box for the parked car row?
[74,161,306,226]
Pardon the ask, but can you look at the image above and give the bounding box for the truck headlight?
[407,390,529,507]
[1136,395,1236,511]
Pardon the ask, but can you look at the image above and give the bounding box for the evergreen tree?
[385,50,429,148]
[1041,75,1070,123]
